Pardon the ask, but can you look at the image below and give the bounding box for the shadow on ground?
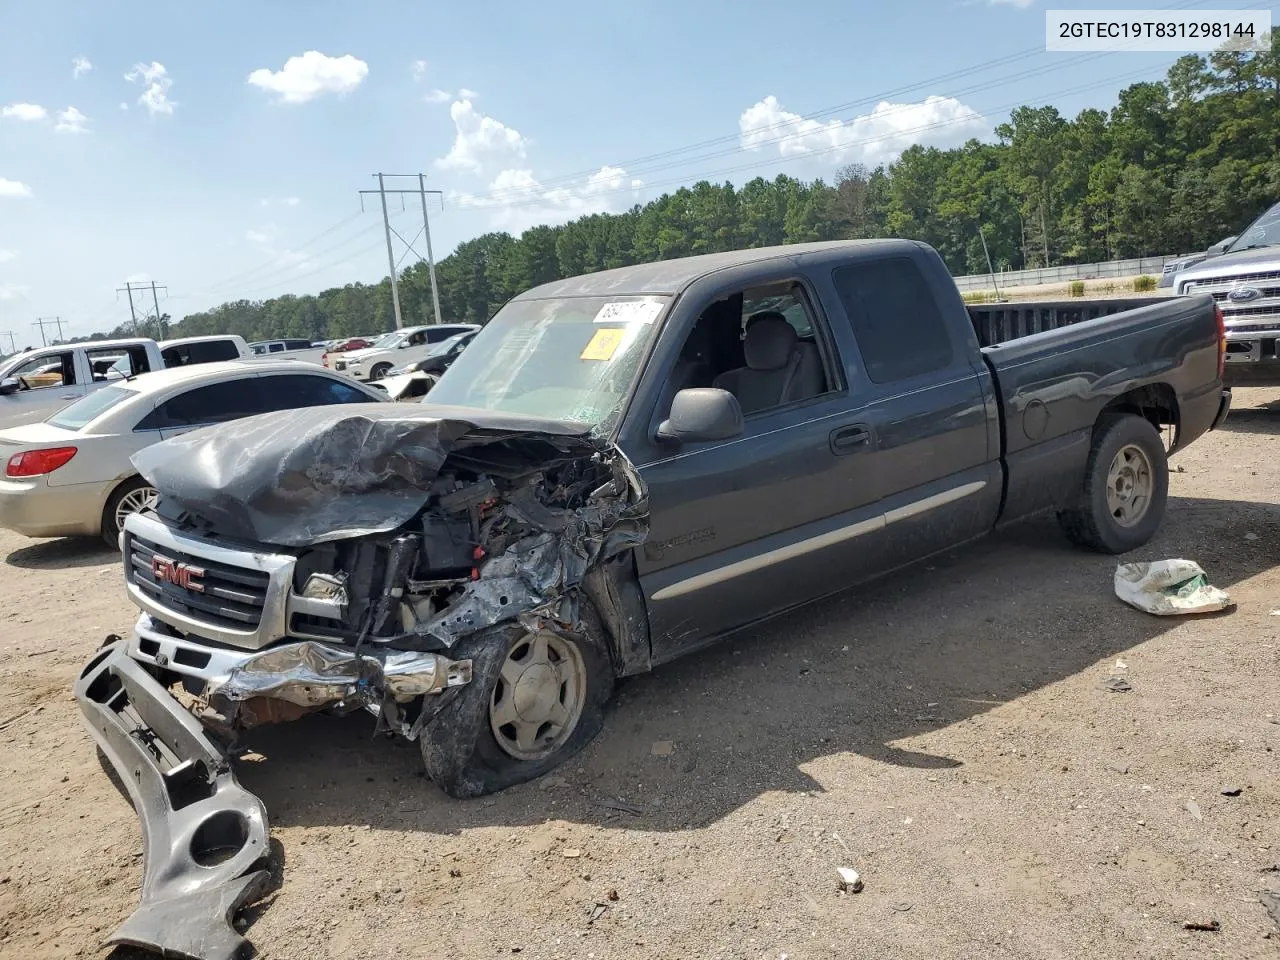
[232,493,1280,840]
[4,536,114,570]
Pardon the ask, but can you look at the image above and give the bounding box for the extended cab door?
[813,247,1002,573]
[623,265,896,661]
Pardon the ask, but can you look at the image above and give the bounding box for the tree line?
[107,37,1280,344]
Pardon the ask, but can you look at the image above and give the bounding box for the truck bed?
[968,296,1161,347]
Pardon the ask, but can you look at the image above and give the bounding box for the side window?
[259,375,377,411]
[831,258,954,384]
[187,340,239,364]
[90,346,150,379]
[656,282,835,421]
[286,339,311,350]
[137,378,268,430]
[407,331,428,347]
[267,342,285,353]
[10,353,75,389]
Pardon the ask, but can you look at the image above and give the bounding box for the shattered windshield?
[1226,201,1280,252]
[426,296,667,431]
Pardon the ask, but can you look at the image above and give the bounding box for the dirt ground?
[1,389,1278,960]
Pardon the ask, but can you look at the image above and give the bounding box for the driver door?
[0,351,87,429]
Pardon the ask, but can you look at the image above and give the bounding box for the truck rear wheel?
[1057,414,1168,554]
[419,607,614,798]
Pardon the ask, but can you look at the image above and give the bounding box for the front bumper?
[75,638,270,960]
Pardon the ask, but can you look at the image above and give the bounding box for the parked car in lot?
[332,323,479,380]
[369,329,477,400]
[0,359,383,547]
[320,337,373,369]
[0,335,248,431]
[1174,199,1280,382]
[1157,235,1236,288]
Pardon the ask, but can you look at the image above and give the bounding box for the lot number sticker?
[593,300,663,325]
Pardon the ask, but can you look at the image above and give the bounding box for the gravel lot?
[1,387,1278,960]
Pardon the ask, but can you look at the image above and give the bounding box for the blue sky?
[0,0,1234,340]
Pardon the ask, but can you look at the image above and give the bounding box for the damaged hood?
[131,403,623,547]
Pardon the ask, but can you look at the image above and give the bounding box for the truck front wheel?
[1057,414,1169,554]
[419,609,614,798]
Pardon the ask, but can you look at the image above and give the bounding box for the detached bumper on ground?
[74,638,271,960]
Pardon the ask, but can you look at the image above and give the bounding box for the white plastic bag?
[1114,559,1232,616]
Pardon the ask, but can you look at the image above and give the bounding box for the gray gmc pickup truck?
[76,239,1230,959]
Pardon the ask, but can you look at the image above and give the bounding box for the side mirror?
[0,377,19,396]
[656,388,743,445]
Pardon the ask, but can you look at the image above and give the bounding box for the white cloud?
[989,0,1035,6]
[436,99,527,174]
[0,249,16,263]
[424,88,452,104]
[248,51,368,104]
[259,196,302,208]
[126,62,176,116]
[119,102,129,112]
[739,94,988,167]
[458,88,480,100]
[411,59,428,81]
[0,283,30,301]
[454,164,644,233]
[246,229,271,244]
[0,178,33,199]
[2,103,48,122]
[282,196,301,207]
[72,56,93,79]
[55,106,89,134]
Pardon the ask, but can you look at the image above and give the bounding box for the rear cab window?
[830,258,955,384]
[162,340,240,366]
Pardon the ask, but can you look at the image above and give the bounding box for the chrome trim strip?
[649,480,988,602]
[883,480,988,524]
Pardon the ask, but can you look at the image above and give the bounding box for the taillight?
[6,446,78,478]
[1214,304,1226,379]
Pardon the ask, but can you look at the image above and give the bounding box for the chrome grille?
[1183,270,1280,329]
[128,534,270,630]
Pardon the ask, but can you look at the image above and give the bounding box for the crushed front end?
[76,404,647,959]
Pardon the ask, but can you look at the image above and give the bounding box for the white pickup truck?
[0,334,249,429]
[331,324,479,381]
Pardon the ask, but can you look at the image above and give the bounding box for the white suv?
[334,324,480,381]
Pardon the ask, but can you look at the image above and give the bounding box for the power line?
[441,0,1231,207]
[116,281,169,338]
[0,331,17,354]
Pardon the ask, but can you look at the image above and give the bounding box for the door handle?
[830,423,872,454]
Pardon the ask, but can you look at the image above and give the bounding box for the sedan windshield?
[372,331,404,349]
[425,296,667,431]
[48,385,138,431]
[1226,201,1280,253]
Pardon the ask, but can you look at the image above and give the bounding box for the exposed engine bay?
[128,403,649,738]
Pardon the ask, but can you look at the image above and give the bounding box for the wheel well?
[1098,383,1179,448]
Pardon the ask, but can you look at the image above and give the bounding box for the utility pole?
[417,174,444,325]
[0,331,16,354]
[365,173,404,330]
[360,174,446,326]
[117,281,168,336]
[33,316,65,346]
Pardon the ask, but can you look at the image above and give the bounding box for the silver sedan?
[0,359,383,546]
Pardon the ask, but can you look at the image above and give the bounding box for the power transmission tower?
[359,173,445,328]
[117,281,168,337]
[0,331,16,354]
[33,316,65,346]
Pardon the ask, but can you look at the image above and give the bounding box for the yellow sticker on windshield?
[580,327,625,361]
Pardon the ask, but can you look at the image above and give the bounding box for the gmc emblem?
[151,554,206,593]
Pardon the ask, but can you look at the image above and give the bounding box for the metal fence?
[953,254,1197,292]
